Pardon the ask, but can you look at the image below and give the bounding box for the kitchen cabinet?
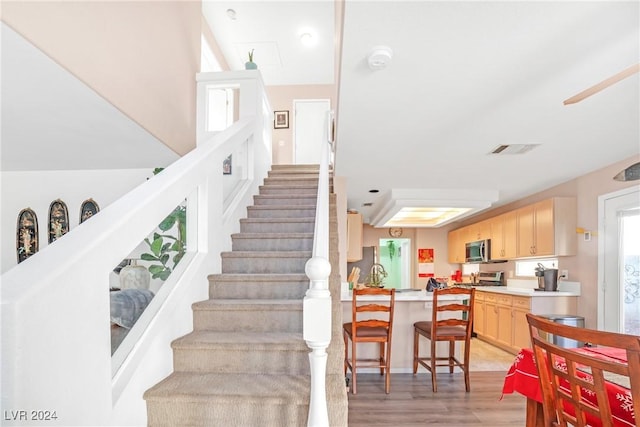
[516,197,576,258]
[512,296,532,350]
[474,289,577,354]
[473,292,486,336]
[483,293,498,339]
[447,228,466,263]
[347,213,363,262]
[449,197,576,263]
[489,211,517,260]
[466,219,491,242]
[495,294,513,348]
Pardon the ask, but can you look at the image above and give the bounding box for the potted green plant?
[245,49,257,70]
[140,168,187,281]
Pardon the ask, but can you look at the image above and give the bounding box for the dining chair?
[413,286,475,392]
[343,287,395,394]
[526,313,640,427]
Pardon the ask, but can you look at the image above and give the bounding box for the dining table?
[501,346,635,427]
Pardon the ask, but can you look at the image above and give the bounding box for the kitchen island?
[340,285,580,371]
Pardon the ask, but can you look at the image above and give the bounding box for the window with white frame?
[515,258,558,277]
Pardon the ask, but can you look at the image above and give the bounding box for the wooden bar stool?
[413,287,475,392]
[343,287,395,394]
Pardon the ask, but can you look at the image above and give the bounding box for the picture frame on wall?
[274,110,289,129]
[223,154,232,175]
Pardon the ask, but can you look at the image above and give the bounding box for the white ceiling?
[2,2,638,227]
[206,1,640,225]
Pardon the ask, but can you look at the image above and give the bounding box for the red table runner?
[502,348,636,426]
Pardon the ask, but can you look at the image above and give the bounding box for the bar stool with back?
[413,286,475,392]
[343,287,396,394]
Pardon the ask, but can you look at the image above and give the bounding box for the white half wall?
[1,169,154,273]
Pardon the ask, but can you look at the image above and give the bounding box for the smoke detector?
[368,46,393,70]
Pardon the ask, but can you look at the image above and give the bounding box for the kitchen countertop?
[340,282,580,301]
[340,289,467,302]
[470,286,579,297]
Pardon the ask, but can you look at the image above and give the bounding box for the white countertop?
[340,285,579,301]
[340,289,468,302]
[472,286,579,297]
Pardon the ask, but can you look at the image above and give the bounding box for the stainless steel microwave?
[465,239,491,263]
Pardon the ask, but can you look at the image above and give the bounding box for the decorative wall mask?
[17,208,39,263]
[79,198,100,223]
[48,199,69,243]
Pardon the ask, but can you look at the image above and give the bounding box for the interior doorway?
[293,99,330,164]
[598,186,640,334]
[379,238,411,289]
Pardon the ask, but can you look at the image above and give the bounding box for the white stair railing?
[0,71,272,426]
[303,111,335,427]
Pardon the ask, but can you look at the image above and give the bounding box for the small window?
[515,258,558,277]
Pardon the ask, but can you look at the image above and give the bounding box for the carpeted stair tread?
[193,299,302,309]
[221,250,312,258]
[144,372,311,402]
[207,273,308,281]
[172,331,305,349]
[231,232,314,238]
[248,204,316,209]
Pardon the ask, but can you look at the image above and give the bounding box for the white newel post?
[304,256,331,427]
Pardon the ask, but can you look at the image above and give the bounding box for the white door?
[293,99,330,164]
[598,186,640,333]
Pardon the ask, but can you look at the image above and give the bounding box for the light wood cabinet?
[475,292,527,353]
[495,294,513,347]
[489,211,517,260]
[447,228,466,263]
[347,213,363,262]
[484,293,498,339]
[466,219,491,242]
[516,197,577,258]
[512,295,532,350]
[474,290,578,354]
[449,197,576,263]
[473,292,486,336]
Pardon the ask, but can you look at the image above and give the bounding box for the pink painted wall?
[1,1,202,156]
[265,85,335,164]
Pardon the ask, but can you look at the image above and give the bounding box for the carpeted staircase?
[144,164,348,426]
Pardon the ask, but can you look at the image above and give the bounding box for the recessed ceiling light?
[299,29,317,47]
[226,9,237,20]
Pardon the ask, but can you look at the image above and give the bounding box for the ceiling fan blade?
[563,63,640,105]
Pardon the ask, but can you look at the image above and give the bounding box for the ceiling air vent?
[490,144,539,155]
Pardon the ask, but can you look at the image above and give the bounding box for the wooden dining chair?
[413,287,475,392]
[343,287,395,394]
[526,313,640,427]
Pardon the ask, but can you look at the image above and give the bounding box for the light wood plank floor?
[347,339,526,426]
[347,371,527,426]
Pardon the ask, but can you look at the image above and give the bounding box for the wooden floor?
[347,371,527,426]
